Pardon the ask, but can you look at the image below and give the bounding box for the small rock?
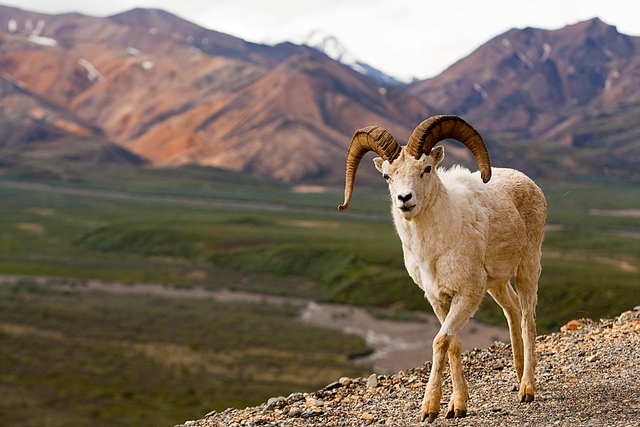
[563,319,583,331]
[266,396,285,409]
[586,354,601,362]
[367,373,378,388]
[286,392,304,403]
[339,376,353,387]
[324,381,342,390]
[362,412,375,420]
[288,408,302,418]
[310,398,324,407]
[301,410,321,419]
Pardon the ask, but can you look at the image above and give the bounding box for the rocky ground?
[177,306,640,427]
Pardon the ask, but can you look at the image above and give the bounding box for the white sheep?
[338,115,547,423]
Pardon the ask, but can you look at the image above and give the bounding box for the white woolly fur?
[373,147,547,422]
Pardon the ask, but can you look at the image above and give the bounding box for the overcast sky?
[3,0,640,81]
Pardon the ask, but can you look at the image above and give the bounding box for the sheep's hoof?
[520,393,534,403]
[446,409,467,419]
[421,412,439,423]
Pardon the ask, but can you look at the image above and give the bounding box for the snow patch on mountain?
[78,58,104,83]
[302,30,405,86]
[28,34,57,47]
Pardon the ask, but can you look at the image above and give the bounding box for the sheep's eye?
[420,166,432,177]
[383,173,390,180]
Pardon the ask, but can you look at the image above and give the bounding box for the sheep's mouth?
[400,205,416,212]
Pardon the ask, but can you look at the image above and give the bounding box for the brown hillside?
[0,72,144,166]
[125,53,429,182]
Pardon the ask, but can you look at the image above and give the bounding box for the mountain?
[0,66,145,167]
[106,8,317,69]
[411,18,639,134]
[124,52,428,182]
[0,5,430,183]
[0,5,638,183]
[410,18,640,179]
[303,30,405,87]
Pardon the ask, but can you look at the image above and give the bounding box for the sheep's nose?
[398,193,413,203]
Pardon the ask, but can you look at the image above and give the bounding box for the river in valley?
[0,275,510,373]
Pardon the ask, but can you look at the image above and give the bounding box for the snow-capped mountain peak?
[302,30,404,86]
[305,30,355,64]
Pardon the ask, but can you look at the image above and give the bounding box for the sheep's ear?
[373,157,384,172]
[430,146,445,165]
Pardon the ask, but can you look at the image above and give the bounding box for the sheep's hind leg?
[421,295,478,423]
[515,260,540,403]
[488,281,524,382]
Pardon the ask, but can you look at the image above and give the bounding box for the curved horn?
[338,126,401,211]
[406,115,492,183]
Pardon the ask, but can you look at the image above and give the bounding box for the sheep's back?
[472,168,546,279]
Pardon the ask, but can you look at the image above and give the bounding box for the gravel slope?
[178,306,640,427]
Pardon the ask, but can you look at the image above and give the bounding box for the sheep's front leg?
[421,332,450,422]
[445,334,468,419]
[428,301,468,421]
[421,295,478,423]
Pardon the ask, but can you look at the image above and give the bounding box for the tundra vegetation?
[0,158,638,427]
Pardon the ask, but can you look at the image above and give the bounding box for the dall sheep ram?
[338,115,547,423]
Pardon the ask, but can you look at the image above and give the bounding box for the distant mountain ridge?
[0,5,638,183]
[409,18,640,179]
[410,18,639,135]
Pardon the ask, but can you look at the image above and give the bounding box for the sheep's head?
[338,115,492,217]
[372,147,445,219]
